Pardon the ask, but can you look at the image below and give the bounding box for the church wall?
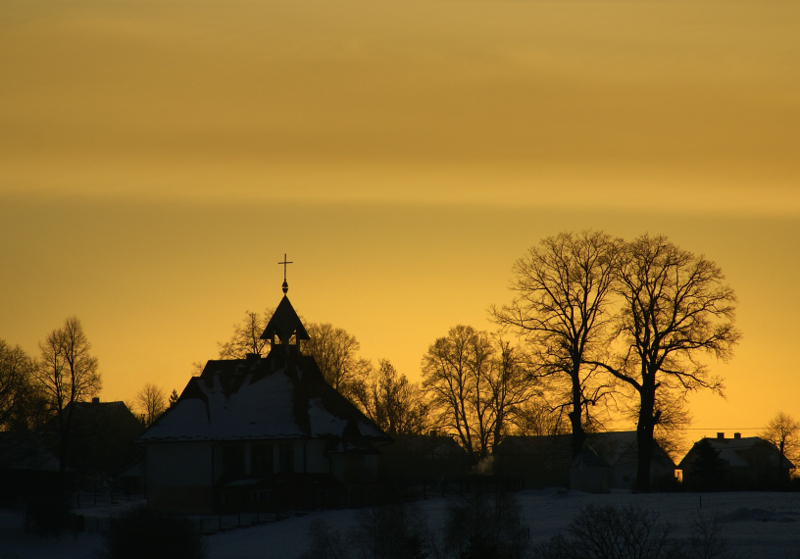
[146,442,213,487]
[145,442,214,514]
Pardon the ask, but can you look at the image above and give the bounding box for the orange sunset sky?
[2,0,799,446]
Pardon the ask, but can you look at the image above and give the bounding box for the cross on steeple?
[278,254,293,294]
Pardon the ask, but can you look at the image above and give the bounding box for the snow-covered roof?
[138,350,389,445]
[679,435,794,470]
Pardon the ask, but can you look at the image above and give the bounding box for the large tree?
[492,230,622,457]
[217,308,274,358]
[0,340,35,431]
[421,326,536,459]
[135,383,168,427]
[761,411,800,482]
[34,316,102,473]
[589,234,740,492]
[363,359,427,436]
[304,322,372,404]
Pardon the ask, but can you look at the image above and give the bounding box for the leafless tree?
[587,235,740,492]
[761,411,800,481]
[363,359,427,436]
[0,340,35,430]
[422,326,537,459]
[217,308,274,358]
[135,383,168,427]
[34,316,102,473]
[492,230,622,457]
[304,322,372,404]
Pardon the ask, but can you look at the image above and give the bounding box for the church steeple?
[260,255,309,349]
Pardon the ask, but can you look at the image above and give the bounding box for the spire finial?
[278,254,293,294]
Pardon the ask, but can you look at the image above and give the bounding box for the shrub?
[686,510,737,559]
[301,503,430,559]
[300,518,349,559]
[442,490,528,559]
[350,503,430,559]
[533,504,682,559]
[98,506,206,559]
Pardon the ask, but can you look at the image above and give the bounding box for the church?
[137,269,392,514]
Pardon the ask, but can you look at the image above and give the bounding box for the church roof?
[260,295,309,342]
[137,352,389,446]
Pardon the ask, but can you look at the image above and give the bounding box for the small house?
[570,431,676,493]
[494,432,676,492]
[679,432,795,489]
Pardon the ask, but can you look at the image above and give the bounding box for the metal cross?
[278,254,293,293]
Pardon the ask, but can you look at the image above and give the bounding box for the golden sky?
[2,0,799,443]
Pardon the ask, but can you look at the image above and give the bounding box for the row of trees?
[4,231,784,494]
[0,317,102,475]
[487,231,739,492]
[207,231,743,491]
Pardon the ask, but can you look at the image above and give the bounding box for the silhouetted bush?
[442,490,528,559]
[98,506,206,559]
[301,503,430,559]
[351,503,430,559]
[533,504,682,559]
[686,510,737,559]
[301,518,349,559]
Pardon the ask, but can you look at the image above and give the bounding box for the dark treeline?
[2,230,744,494]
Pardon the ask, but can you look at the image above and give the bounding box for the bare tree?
[0,340,35,430]
[135,383,167,427]
[422,326,537,459]
[304,322,372,404]
[218,308,274,358]
[34,316,102,474]
[492,230,622,457]
[761,411,800,482]
[363,359,427,436]
[588,235,740,492]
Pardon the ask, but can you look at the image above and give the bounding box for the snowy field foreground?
[2,490,799,559]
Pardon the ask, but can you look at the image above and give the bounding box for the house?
[39,398,145,482]
[492,434,573,489]
[138,286,392,514]
[570,431,676,493]
[0,432,60,507]
[679,432,795,489]
[494,432,676,492]
[378,433,472,483]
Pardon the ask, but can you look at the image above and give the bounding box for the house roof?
[138,350,390,446]
[0,432,60,472]
[496,432,676,469]
[678,436,795,470]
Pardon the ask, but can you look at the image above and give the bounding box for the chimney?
[92,397,100,404]
[734,432,741,439]
[716,432,724,440]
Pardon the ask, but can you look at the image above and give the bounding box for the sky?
[1,0,799,447]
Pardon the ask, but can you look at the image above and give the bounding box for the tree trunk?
[635,384,657,493]
[569,373,586,458]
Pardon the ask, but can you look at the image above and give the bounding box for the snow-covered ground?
[2,490,799,558]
